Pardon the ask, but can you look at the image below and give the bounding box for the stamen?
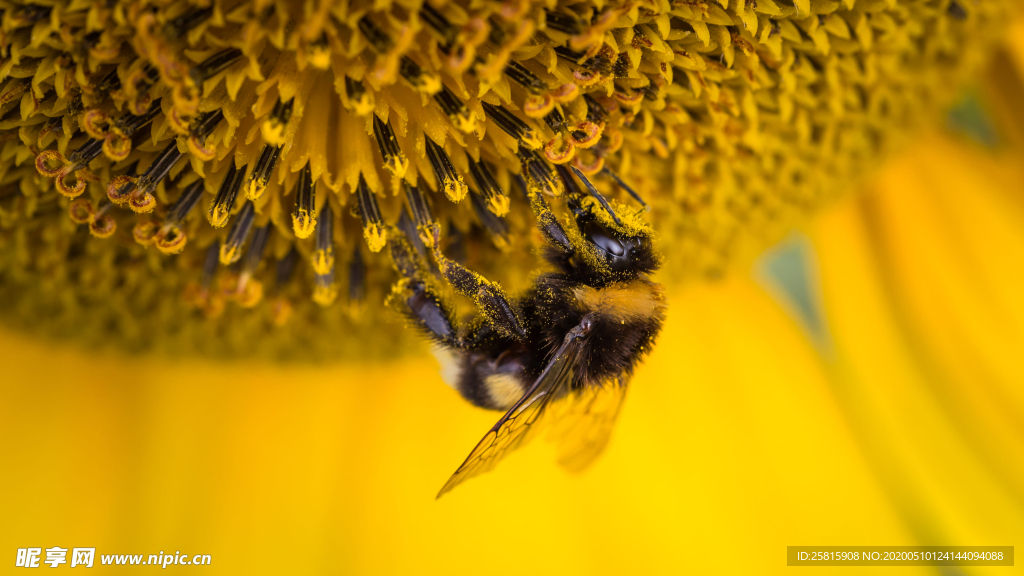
[243,224,271,276]
[276,247,299,290]
[372,114,409,179]
[470,189,510,248]
[398,209,428,256]
[65,138,104,169]
[404,182,436,245]
[188,109,225,160]
[348,246,366,304]
[569,165,622,225]
[343,76,374,115]
[424,137,468,202]
[201,241,220,289]
[357,16,393,52]
[481,102,541,149]
[168,6,214,39]
[156,179,205,254]
[191,48,244,83]
[237,224,271,307]
[583,93,608,123]
[311,203,334,275]
[261,98,294,147]
[133,141,184,213]
[245,144,282,201]
[356,174,388,252]
[543,107,567,132]
[433,85,476,133]
[209,163,246,228]
[603,167,650,210]
[467,159,510,216]
[518,149,565,197]
[219,201,256,265]
[419,3,456,44]
[291,161,317,239]
[543,10,583,35]
[313,268,338,306]
[503,61,546,94]
[398,56,442,94]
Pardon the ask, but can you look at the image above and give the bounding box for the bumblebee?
[388,163,665,497]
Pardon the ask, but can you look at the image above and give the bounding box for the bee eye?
[584,221,624,256]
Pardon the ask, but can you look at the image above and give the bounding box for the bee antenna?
[602,167,649,212]
[570,165,622,226]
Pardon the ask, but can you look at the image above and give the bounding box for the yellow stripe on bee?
[571,281,663,323]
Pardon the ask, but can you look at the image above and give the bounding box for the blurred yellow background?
[2,124,1023,574]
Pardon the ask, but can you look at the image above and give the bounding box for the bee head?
[569,196,661,279]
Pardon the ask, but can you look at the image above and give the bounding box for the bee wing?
[546,376,629,473]
[436,334,580,498]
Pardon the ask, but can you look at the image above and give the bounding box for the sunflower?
[0,0,1017,358]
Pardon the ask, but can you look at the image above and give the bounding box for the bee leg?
[427,225,527,341]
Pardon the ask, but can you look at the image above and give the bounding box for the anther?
[219,201,256,265]
[209,163,246,228]
[467,159,510,216]
[357,16,393,52]
[312,267,338,306]
[245,144,282,201]
[156,179,205,254]
[134,141,185,212]
[398,56,442,94]
[583,93,608,123]
[544,10,583,34]
[424,137,468,202]
[404,182,436,245]
[519,149,565,197]
[311,203,334,275]
[433,86,477,133]
[237,224,271,307]
[356,174,388,252]
[420,3,456,44]
[398,209,428,257]
[261,98,294,147]
[168,6,214,39]
[291,161,316,239]
[343,76,374,115]
[568,165,622,225]
[543,107,567,132]
[276,247,299,290]
[482,102,541,149]
[191,48,244,84]
[201,241,220,290]
[348,245,367,307]
[470,189,510,248]
[503,61,546,94]
[372,114,409,180]
[188,109,225,160]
